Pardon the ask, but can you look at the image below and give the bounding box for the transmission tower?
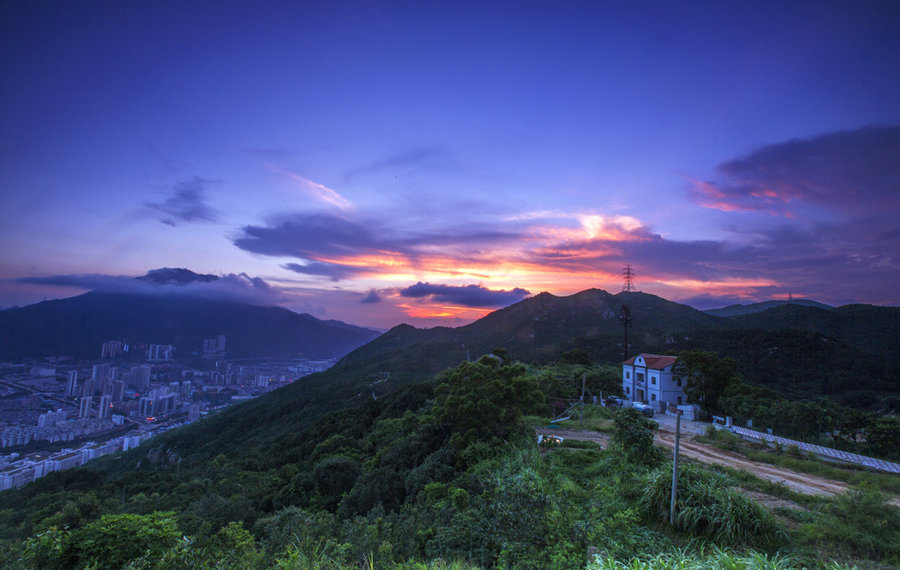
[622,265,635,292]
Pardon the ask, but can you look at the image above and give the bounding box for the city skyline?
[2,2,899,329]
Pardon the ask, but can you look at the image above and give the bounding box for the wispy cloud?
[274,168,353,210]
[232,123,900,313]
[146,177,219,226]
[343,146,453,180]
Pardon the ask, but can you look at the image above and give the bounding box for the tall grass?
[643,464,786,547]
[588,546,855,569]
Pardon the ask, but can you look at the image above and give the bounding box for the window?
[625,371,630,379]
[651,377,656,385]
[625,387,630,394]
[677,396,682,405]
[651,394,656,401]
[636,372,644,382]
[676,378,682,387]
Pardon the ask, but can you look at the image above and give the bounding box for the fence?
[728,425,900,474]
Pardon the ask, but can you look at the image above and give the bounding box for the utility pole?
[619,304,632,363]
[670,412,682,525]
[579,372,586,425]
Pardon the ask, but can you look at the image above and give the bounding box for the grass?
[588,546,856,569]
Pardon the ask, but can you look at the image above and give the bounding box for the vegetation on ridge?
[1,354,897,569]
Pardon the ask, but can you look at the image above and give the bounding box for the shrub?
[643,464,785,547]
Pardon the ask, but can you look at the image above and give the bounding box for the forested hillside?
[1,289,898,568]
[1,357,897,569]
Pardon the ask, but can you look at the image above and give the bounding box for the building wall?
[622,354,686,408]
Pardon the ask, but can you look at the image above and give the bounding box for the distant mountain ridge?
[133,288,898,468]
[0,291,380,361]
[704,299,834,317]
[294,289,898,416]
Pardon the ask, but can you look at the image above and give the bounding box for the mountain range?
[704,299,834,317]
[0,287,380,362]
[2,274,898,409]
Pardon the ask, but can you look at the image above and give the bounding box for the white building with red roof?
[622,353,686,411]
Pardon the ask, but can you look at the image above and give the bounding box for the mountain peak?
[137,268,219,286]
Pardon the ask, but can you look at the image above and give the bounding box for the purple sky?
[2,1,898,329]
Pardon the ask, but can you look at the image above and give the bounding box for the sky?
[1,1,899,330]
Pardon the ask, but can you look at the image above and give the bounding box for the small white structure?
[622,354,686,411]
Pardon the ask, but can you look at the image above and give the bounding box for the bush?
[611,409,663,468]
[799,487,900,563]
[643,464,785,547]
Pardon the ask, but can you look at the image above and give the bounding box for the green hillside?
[1,289,898,568]
[1,358,896,569]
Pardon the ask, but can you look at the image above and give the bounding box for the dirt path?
[537,426,900,507]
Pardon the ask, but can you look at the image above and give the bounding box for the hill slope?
[704,299,833,317]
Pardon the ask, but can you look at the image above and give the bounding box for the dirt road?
[537,426,900,506]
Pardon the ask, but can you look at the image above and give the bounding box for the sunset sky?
[2,1,899,329]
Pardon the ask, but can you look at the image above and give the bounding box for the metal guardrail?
[728,425,900,474]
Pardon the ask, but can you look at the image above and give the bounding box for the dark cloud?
[282,261,361,281]
[361,290,381,304]
[233,213,519,263]
[400,282,530,308]
[146,177,219,225]
[691,125,900,216]
[17,271,285,305]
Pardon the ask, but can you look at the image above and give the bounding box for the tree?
[673,350,740,414]
[22,511,181,570]
[611,408,663,467]
[866,416,900,460]
[433,357,545,453]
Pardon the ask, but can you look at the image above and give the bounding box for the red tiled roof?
[622,353,677,370]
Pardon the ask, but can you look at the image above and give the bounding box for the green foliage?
[673,350,740,414]
[433,358,545,456]
[610,408,663,467]
[559,348,591,365]
[21,511,181,570]
[534,363,621,401]
[643,464,785,547]
[865,415,900,459]
[799,487,900,564]
[5,358,898,570]
[589,546,855,569]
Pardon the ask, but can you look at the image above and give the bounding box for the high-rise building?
[79,396,92,419]
[147,344,174,361]
[37,409,67,428]
[91,363,110,381]
[65,371,79,397]
[139,397,155,417]
[98,395,112,419]
[111,381,125,402]
[80,378,96,398]
[101,340,123,359]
